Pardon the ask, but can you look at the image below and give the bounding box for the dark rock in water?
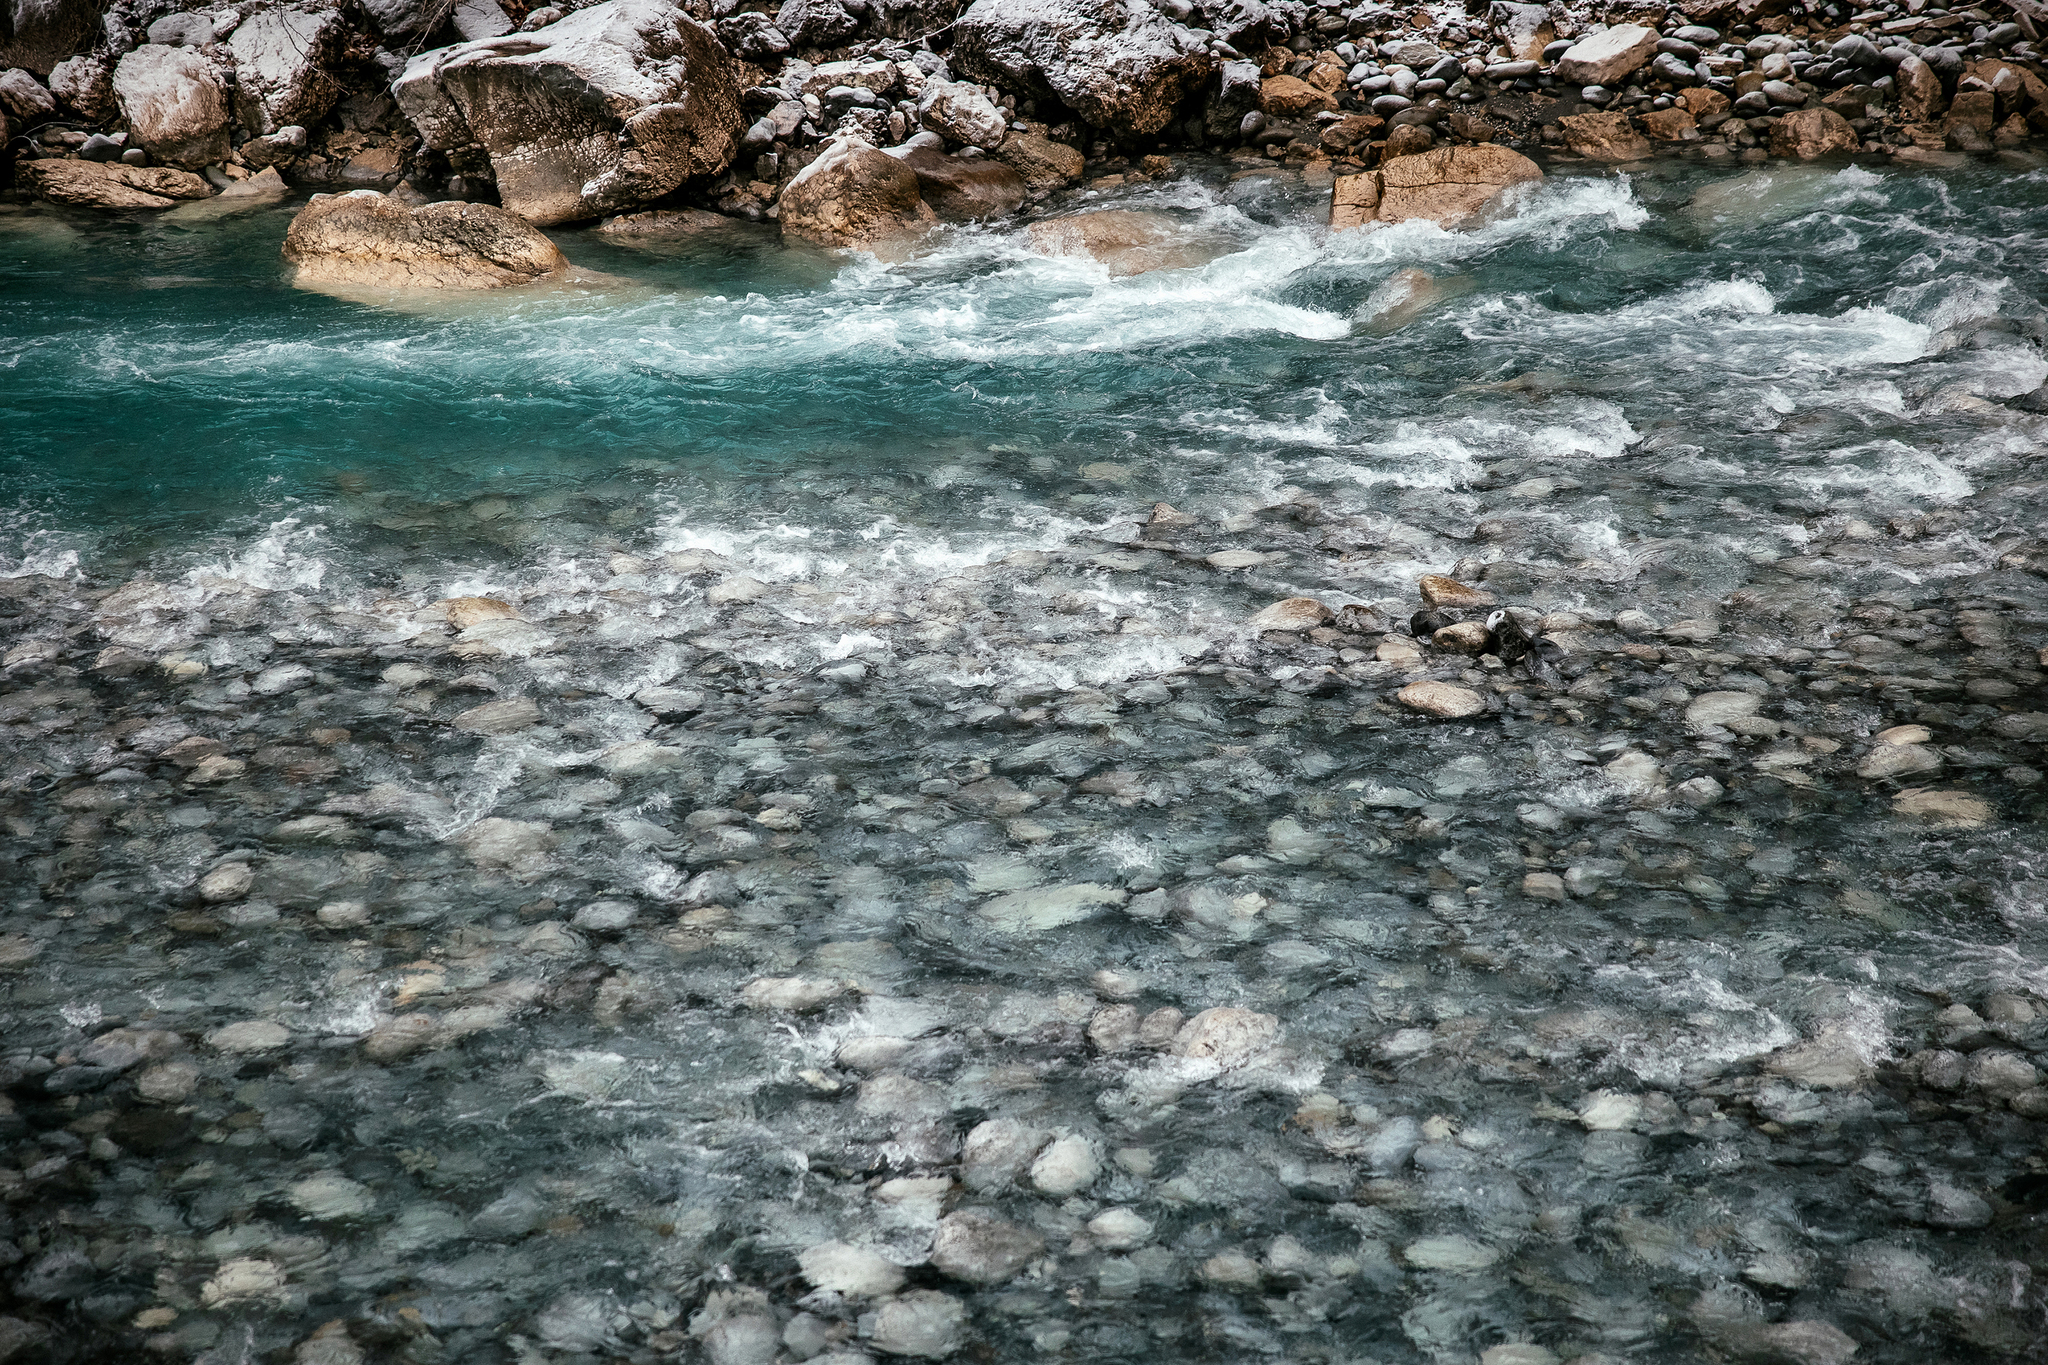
[281,191,571,288]
[109,1108,190,1154]
[952,0,1213,134]
[894,142,1027,221]
[77,132,124,162]
[394,0,746,226]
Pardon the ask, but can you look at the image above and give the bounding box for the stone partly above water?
[1025,207,1217,275]
[280,190,570,288]
[1330,145,1543,231]
[13,158,214,209]
[778,134,938,249]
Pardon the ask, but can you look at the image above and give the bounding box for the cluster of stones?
[5,0,2047,242]
[2,469,2047,1362]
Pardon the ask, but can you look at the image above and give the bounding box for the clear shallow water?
[4,160,2048,1363]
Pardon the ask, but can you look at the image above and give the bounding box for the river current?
[4,159,2048,1364]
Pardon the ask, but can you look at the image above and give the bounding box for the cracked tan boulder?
[1559,109,1651,162]
[1770,106,1859,160]
[1331,144,1542,231]
[16,159,216,209]
[394,0,744,226]
[282,191,571,289]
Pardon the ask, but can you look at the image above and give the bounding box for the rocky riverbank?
[5,0,2048,247]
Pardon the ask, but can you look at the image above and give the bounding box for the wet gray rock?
[870,1290,968,1357]
[929,1207,1045,1283]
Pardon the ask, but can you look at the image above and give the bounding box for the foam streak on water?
[4,160,2048,1365]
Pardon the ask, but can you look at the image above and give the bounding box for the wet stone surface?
[4,162,2048,1362]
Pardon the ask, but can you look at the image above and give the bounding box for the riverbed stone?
[453,696,542,734]
[870,1290,967,1357]
[798,1241,906,1296]
[282,192,571,289]
[1025,208,1210,275]
[207,1019,290,1053]
[930,1208,1044,1284]
[1028,1133,1101,1195]
[1172,1006,1280,1067]
[1397,680,1486,718]
[1892,788,1992,828]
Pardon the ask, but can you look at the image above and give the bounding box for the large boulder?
[228,5,349,134]
[1554,24,1658,87]
[778,135,937,249]
[1330,144,1542,230]
[892,141,1025,220]
[0,0,100,74]
[394,0,745,226]
[1770,106,1858,159]
[282,190,571,288]
[16,158,215,209]
[114,45,233,168]
[951,0,1212,135]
